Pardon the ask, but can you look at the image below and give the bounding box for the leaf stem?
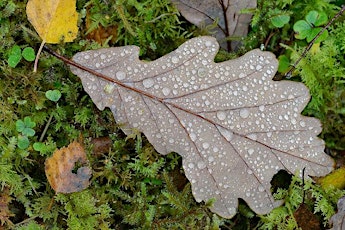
[34,40,46,72]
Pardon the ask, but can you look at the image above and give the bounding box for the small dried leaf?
[91,136,112,156]
[70,36,334,218]
[26,0,78,43]
[294,203,321,230]
[45,141,92,193]
[329,196,345,230]
[0,187,14,227]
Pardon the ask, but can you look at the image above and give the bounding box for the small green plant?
[1,0,344,229]
[293,10,329,42]
[85,0,192,59]
[7,45,35,68]
[45,89,62,102]
[269,9,291,28]
[16,116,36,149]
[258,173,345,229]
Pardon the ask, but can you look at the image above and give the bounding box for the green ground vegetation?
[0,0,344,229]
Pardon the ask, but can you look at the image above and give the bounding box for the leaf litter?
[329,196,345,230]
[45,141,92,193]
[171,0,256,50]
[70,36,334,218]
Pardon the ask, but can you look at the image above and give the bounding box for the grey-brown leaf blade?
[171,0,256,50]
[329,196,345,230]
[169,104,282,217]
[70,36,334,218]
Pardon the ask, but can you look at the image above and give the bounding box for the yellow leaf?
[317,167,345,190]
[26,0,78,43]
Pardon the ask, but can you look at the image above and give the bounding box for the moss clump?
[1,0,344,229]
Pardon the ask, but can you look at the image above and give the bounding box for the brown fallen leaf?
[294,203,321,230]
[329,196,345,230]
[68,36,333,218]
[0,187,14,227]
[85,7,118,45]
[171,0,256,51]
[91,136,112,156]
[45,141,92,193]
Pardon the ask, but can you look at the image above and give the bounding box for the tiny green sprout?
[16,117,36,137]
[271,15,290,28]
[7,45,22,68]
[18,135,30,150]
[7,45,36,68]
[278,55,290,73]
[143,178,163,185]
[293,11,328,43]
[33,142,45,152]
[22,47,36,61]
[45,90,62,102]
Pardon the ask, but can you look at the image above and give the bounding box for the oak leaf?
[171,0,256,50]
[70,36,334,218]
[26,0,78,43]
[45,141,92,193]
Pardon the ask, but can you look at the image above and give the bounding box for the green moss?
[259,174,345,229]
[287,21,345,150]
[1,0,344,229]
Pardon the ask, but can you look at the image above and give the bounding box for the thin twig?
[264,31,276,49]
[285,5,345,78]
[39,112,53,142]
[145,13,178,23]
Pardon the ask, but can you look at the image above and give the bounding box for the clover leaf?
[7,45,22,68]
[16,117,36,137]
[18,135,30,150]
[7,45,36,68]
[271,15,290,28]
[22,47,36,61]
[45,90,62,102]
[293,10,328,43]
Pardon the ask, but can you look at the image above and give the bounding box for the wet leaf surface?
[45,141,92,193]
[70,36,334,218]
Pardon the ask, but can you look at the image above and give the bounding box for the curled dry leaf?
[70,36,334,218]
[294,203,321,230]
[0,187,14,227]
[329,196,345,230]
[171,0,256,50]
[45,141,92,193]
